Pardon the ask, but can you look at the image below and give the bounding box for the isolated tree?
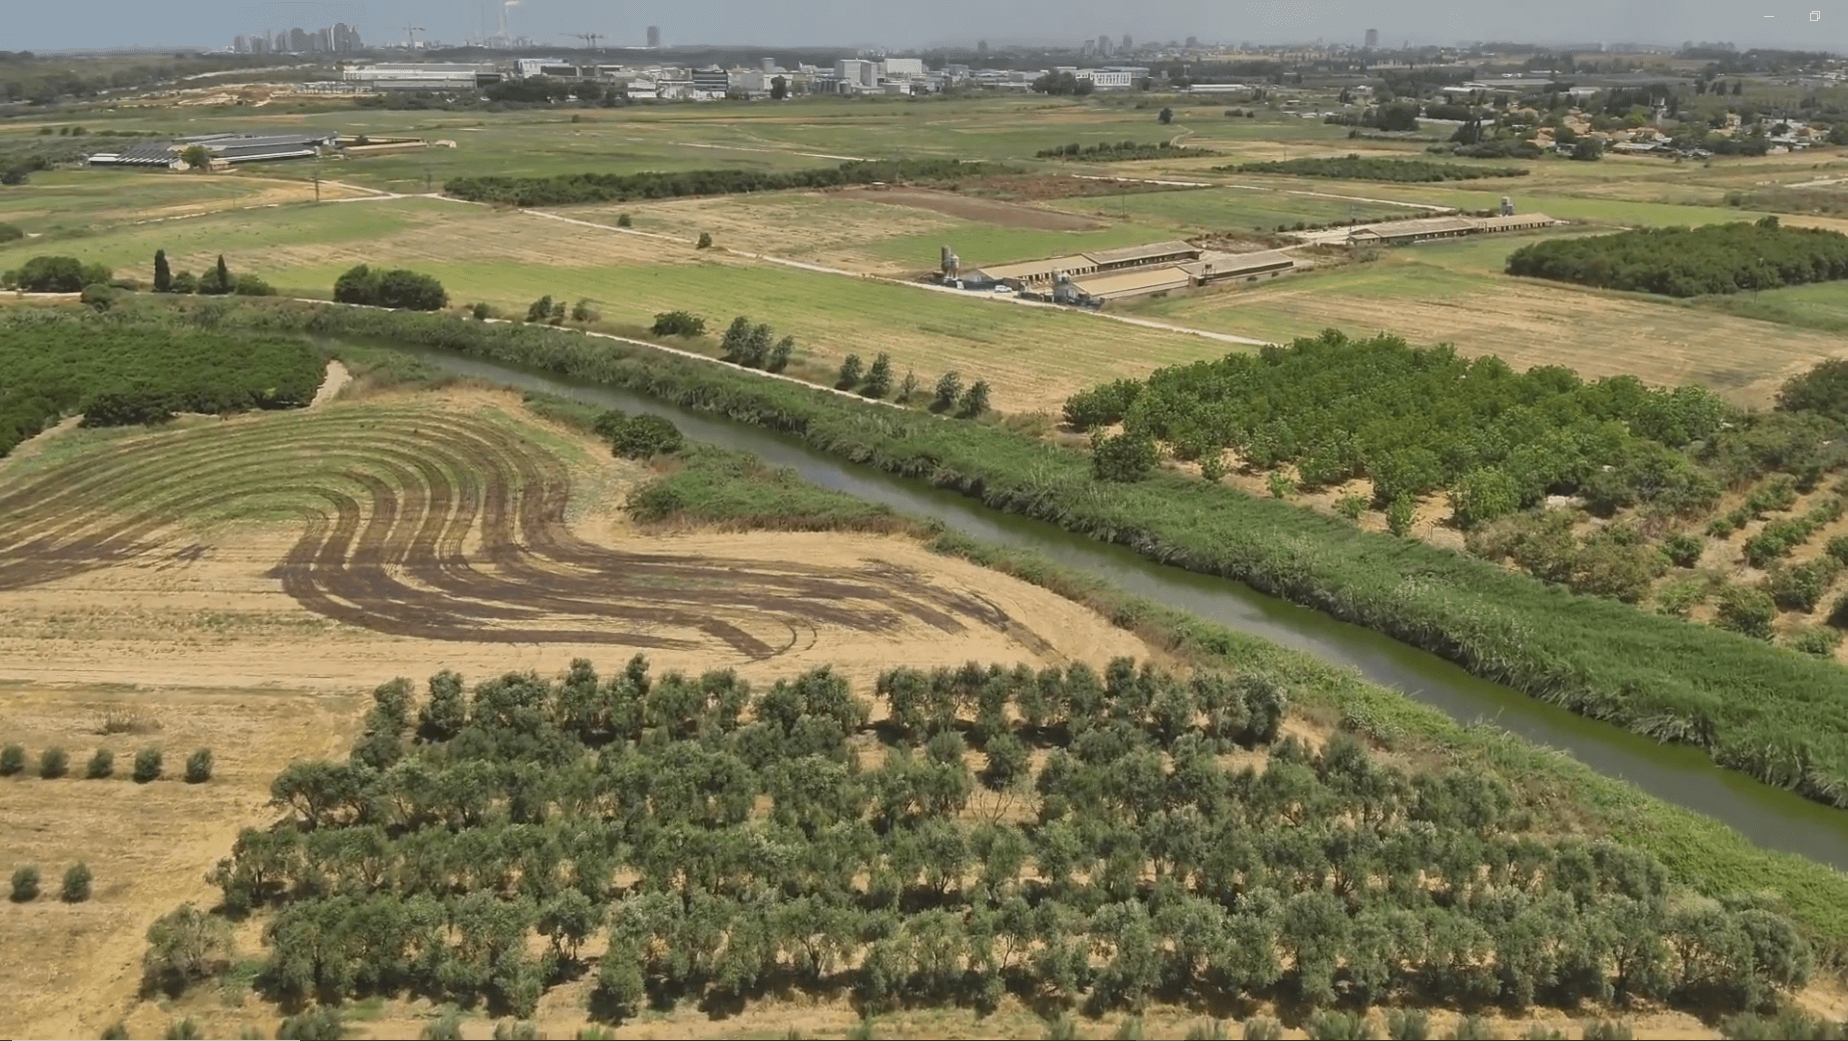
[933,370,963,412]
[862,352,893,398]
[133,746,163,783]
[837,353,866,389]
[152,249,172,293]
[61,862,92,903]
[616,212,633,227]
[696,231,713,249]
[526,295,554,323]
[0,744,21,776]
[720,315,753,359]
[1158,106,1174,124]
[86,748,114,779]
[184,748,213,784]
[570,298,598,323]
[180,144,210,170]
[771,75,788,100]
[38,746,68,779]
[10,865,39,903]
[767,335,794,372]
[958,379,992,418]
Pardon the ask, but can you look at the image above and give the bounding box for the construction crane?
[402,24,425,49]
[572,31,604,54]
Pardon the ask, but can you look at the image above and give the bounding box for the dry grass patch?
[0,681,367,1041]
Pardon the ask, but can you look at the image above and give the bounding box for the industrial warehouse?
[942,240,1297,306]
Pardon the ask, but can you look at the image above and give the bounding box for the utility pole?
[425,164,433,194]
[313,172,320,203]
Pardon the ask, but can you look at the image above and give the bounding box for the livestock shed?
[969,254,1098,287]
[1070,266,1194,303]
[82,142,183,168]
[85,130,340,169]
[1344,213,1561,246]
[1346,216,1479,245]
[1182,249,1295,283]
[1083,240,1202,271]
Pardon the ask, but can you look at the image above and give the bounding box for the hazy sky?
[12,0,1847,53]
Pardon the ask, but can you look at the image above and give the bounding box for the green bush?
[38,746,68,779]
[650,310,706,337]
[1663,532,1705,568]
[1338,494,1368,521]
[332,263,447,311]
[933,370,963,413]
[165,1016,201,1040]
[232,274,276,297]
[1716,584,1778,640]
[0,744,23,776]
[134,747,164,783]
[837,353,865,390]
[185,748,214,784]
[61,861,92,903]
[1789,625,1843,657]
[143,902,235,995]
[616,212,632,227]
[10,865,39,902]
[87,748,114,779]
[1307,1010,1373,1040]
[597,411,684,459]
[696,231,713,249]
[1579,1022,1633,1041]
[1386,495,1416,537]
[16,255,111,293]
[1448,1017,1498,1040]
[1243,1019,1283,1041]
[1767,558,1842,613]
[1268,471,1296,499]
[277,1006,346,1041]
[1092,430,1159,482]
[1385,1009,1429,1041]
[862,353,894,399]
[958,380,992,419]
[0,222,22,243]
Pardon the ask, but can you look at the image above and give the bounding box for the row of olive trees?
[161,658,1817,1029]
[0,743,209,782]
[9,862,91,903]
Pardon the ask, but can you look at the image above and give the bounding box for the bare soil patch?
[0,388,1146,691]
[835,185,1102,230]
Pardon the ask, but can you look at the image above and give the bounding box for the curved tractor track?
[0,406,1037,660]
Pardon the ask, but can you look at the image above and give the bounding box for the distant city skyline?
[7,0,1843,53]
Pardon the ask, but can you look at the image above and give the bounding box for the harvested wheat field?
[0,385,1141,690]
[0,383,1147,1040]
[0,682,367,1041]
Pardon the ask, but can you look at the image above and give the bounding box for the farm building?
[963,241,1292,304]
[1069,266,1195,303]
[1345,213,1560,246]
[84,130,340,168]
[1182,249,1295,283]
[1083,240,1202,271]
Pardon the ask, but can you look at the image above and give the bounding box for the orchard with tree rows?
[161,657,1818,1031]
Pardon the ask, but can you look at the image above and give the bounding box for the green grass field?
[1042,185,1432,231]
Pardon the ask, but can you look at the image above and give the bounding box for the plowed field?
[0,401,1059,666]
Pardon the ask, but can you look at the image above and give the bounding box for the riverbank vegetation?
[0,309,324,456]
[100,300,1848,810]
[170,656,1819,1032]
[1506,219,1848,297]
[1222,156,1530,182]
[443,158,1011,207]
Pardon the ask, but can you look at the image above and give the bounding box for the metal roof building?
[1180,249,1295,282]
[1083,240,1201,270]
[1070,266,1194,302]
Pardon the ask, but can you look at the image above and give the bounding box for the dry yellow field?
[0,380,1150,1040]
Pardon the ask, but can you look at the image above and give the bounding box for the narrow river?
[404,346,1848,870]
